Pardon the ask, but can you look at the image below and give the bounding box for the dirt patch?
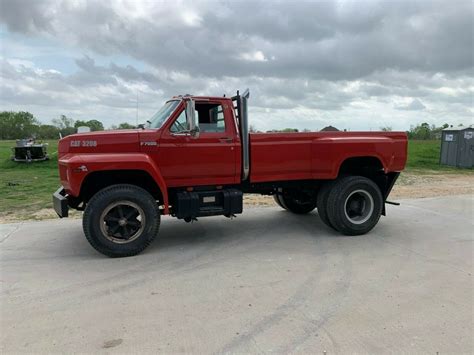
[243,172,474,207]
[0,172,472,223]
[0,208,81,223]
[390,172,474,199]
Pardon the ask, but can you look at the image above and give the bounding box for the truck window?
[147,100,180,129]
[195,103,226,133]
[170,110,187,133]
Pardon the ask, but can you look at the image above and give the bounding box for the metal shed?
[440,125,474,168]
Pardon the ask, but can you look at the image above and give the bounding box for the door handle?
[219,137,233,143]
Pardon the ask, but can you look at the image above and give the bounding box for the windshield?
[146,100,180,129]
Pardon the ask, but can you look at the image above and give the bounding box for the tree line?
[0,111,136,140]
[382,122,466,140]
[0,111,466,140]
[406,122,454,140]
[254,123,462,139]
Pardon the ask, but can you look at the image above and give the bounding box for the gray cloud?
[1,0,472,80]
[395,98,426,111]
[0,0,54,33]
[0,0,472,130]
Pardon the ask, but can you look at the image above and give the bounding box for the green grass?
[406,140,472,173]
[0,140,60,219]
[0,139,471,221]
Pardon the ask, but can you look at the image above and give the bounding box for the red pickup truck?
[53,90,407,257]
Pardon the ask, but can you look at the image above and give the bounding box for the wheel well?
[338,156,384,176]
[80,170,163,203]
[338,156,386,198]
[338,157,399,215]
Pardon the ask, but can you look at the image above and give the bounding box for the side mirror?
[185,98,199,138]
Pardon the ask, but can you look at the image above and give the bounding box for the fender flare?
[70,153,170,214]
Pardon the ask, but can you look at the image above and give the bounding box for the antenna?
[136,91,138,126]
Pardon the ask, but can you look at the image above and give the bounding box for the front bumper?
[53,187,69,218]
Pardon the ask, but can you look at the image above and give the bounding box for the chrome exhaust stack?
[232,89,250,181]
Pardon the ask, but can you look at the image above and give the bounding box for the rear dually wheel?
[316,180,337,229]
[276,189,317,214]
[326,176,383,235]
[273,195,286,209]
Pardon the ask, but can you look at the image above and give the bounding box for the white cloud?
[240,51,268,62]
[182,11,202,27]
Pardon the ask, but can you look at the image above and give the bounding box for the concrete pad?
[1,195,473,353]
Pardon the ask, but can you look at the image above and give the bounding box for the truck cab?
[144,95,242,187]
[54,90,407,257]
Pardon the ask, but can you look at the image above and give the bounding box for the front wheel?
[326,176,383,235]
[83,184,160,257]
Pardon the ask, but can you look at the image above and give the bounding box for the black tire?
[83,184,160,257]
[273,195,286,210]
[326,176,383,236]
[316,180,337,229]
[279,190,317,214]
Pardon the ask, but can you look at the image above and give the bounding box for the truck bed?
[249,131,407,183]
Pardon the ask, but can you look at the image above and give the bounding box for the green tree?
[408,122,431,140]
[117,122,135,129]
[85,119,104,131]
[52,115,76,136]
[35,125,60,139]
[53,115,74,130]
[74,120,88,128]
[407,122,451,140]
[0,111,39,139]
[74,119,104,131]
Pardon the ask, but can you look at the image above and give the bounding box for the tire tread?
[316,180,336,229]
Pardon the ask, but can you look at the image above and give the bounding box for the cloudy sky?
[0,0,472,131]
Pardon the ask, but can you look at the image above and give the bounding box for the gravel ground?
[244,172,474,206]
[0,172,472,222]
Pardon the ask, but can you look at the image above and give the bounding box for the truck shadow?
[148,209,350,253]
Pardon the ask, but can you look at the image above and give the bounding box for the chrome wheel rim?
[344,189,374,225]
[100,201,145,244]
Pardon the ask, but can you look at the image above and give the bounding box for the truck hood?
[58,129,141,155]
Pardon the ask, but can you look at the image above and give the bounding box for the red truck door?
[158,100,239,187]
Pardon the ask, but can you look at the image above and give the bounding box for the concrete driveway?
[1,195,473,353]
